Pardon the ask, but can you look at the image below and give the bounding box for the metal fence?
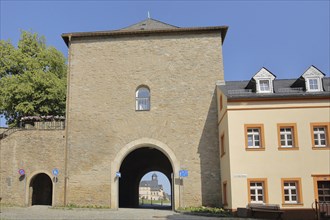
[314,200,330,220]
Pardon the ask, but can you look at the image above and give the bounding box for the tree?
[0,30,67,127]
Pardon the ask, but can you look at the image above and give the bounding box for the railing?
[0,121,65,140]
[278,87,304,93]
[313,200,330,220]
[228,89,253,95]
[0,127,21,140]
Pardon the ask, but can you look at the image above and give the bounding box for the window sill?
[312,147,330,150]
[246,148,265,151]
[278,147,299,151]
[282,203,304,207]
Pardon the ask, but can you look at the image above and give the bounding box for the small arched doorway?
[119,147,173,209]
[29,173,53,206]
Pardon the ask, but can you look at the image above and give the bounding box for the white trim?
[257,79,272,93]
[250,182,264,203]
[283,182,298,204]
[306,77,322,92]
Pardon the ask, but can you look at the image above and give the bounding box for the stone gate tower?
[62,18,228,209]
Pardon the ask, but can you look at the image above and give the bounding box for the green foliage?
[0,30,67,127]
[180,206,231,216]
[64,203,110,210]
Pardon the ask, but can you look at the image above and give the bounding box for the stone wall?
[66,32,224,207]
[0,130,65,206]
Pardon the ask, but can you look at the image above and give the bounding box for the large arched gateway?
[110,138,181,210]
[119,147,173,208]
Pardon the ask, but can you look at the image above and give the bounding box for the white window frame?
[314,127,327,147]
[247,128,261,148]
[250,182,265,204]
[280,128,294,148]
[283,182,298,204]
[306,77,322,92]
[258,79,272,93]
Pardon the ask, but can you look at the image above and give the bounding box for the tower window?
[136,86,150,111]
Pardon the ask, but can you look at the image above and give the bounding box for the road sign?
[52,168,59,176]
[53,177,58,183]
[179,170,188,177]
[18,169,25,176]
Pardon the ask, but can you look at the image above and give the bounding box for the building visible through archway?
[30,173,52,206]
[119,147,173,209]
[139,172,171,208]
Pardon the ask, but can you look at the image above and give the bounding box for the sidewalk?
[0,206,259,220]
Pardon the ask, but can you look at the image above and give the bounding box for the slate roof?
[121,18,179,31]
[62,18,228,46]
[140,179,163,191]
[219,77,330,100]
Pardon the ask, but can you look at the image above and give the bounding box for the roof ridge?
[120,18,179,31]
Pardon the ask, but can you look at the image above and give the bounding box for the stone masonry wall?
[66,33,224,207]
[0,130,65,206]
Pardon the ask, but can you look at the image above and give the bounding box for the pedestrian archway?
[119,147,173,209]
[29,173,53,206]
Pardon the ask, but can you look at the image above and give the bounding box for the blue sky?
[1,1,329,82]
[0,1,329,188]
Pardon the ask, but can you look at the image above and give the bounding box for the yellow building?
[217,65,330,219]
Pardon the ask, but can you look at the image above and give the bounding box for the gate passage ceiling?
[119,147,173,208]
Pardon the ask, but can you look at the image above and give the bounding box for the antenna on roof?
[147,11,151,19]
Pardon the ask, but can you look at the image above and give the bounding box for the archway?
[119,147,173,209]
[29,173,53,206]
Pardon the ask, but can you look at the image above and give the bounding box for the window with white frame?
[307,78,321,92]
[283,182,298,204]
[250,182,265,203]
[136,86,150,111]
[314,127,327,147]
[258,80,271,92]
[280,128,294,148]
[247,128,261,148]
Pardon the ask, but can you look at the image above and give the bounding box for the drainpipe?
[64,34,72,206]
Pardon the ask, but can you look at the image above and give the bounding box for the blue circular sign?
[52,168,59,176]
[18,169,25,176]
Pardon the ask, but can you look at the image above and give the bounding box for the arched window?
[136,86,150,111]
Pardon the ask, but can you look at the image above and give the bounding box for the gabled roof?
[140,180,163,191]
[218,66,329,100]
[219,77,330,100]
[62,18,228,46]
[245,67,276,91]
[292,65,326,88]
[121,18,179,31]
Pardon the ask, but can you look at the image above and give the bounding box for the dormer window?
[259,79,271,92]
[307,78,321,92]
[300,66,325,92]
[246,68,276,94]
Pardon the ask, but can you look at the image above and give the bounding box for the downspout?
[64,34,72,206]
